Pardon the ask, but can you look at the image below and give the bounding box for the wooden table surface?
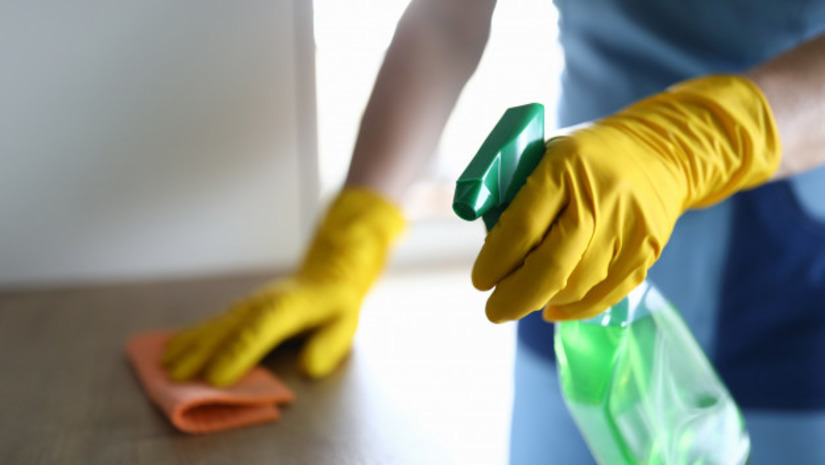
[0,273,463,465]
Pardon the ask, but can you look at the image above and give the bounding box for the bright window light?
[313,4,562,464]
[314,0,562,464]
[313,0,562,208]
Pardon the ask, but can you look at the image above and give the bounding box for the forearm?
[345,0,496,203]
[746,33,825,179]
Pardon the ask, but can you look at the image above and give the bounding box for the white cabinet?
[0,0,318,285]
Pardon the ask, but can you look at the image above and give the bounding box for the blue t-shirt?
[519,0,825,410]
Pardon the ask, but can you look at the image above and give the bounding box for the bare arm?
[344,0,497,204]
[747,33,825,179]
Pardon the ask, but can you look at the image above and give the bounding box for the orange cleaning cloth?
[126,330,295,434]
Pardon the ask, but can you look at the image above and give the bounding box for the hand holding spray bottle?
[453,104,750,465]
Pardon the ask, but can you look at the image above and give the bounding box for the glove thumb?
[299,313,359,378]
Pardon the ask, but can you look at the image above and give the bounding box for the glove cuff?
[297,187,406,293]
[663,74,782,208]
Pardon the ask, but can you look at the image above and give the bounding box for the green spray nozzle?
[453,103,545,231]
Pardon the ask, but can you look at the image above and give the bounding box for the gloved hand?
[472,75,781,323]
[163,187,405,386]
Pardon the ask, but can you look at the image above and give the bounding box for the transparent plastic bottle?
[555,281,750,465]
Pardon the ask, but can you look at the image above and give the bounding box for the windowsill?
[359,264,516,465]
[388,179,487,270]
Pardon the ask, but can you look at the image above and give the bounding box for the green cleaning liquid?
[555,282,750,465]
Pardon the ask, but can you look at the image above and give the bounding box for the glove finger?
[162,329,202,366]
[543,241,655,320]
[299,312,359,378]
[485,201,594,323]
[167,333,230,382]
[472,145,570,291]
[204,294,308,387]
[161,299,253,366]
[163,313,247,381]
[546,228,615,306]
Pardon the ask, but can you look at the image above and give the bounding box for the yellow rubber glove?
[472,75,781,323]
[162,187,405,386]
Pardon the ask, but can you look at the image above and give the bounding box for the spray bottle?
[453,103,750,465]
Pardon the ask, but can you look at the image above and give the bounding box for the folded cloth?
[126,330,295,434]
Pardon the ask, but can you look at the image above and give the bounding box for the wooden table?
[0,272,475,465]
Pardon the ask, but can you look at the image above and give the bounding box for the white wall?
[0,0,317,286]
